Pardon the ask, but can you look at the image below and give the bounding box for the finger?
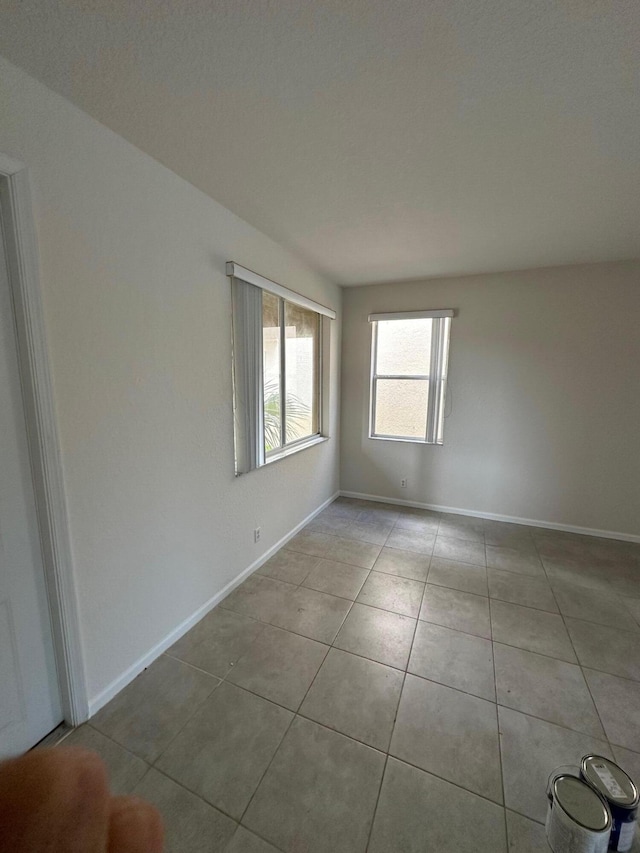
[108,795,164,853]
[0,747,110,853]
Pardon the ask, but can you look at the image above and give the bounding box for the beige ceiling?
[1,0,639,285]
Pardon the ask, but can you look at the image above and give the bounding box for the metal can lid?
[553,774,611,832]
[581,755,639,808]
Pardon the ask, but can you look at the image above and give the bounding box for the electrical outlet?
[400,478,408,488]
[254,527,261,543]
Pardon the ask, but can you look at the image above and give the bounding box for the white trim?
[340,490,640,544]
[226,261,337,319]
[264,434,329,465]
[368,309,454,322]
[0,157,89,724]
[88,490,340,716]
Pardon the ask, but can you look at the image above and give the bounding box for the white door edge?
[0,155,88,726]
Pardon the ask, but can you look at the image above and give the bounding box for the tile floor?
[62,498,640,852]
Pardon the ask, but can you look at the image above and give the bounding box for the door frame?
[0,153,88,726]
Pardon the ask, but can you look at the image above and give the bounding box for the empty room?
[1,2,639,852]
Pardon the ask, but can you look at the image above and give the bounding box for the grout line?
[383,750,506,809]
[236,702,298,826]
[489,589,510,848]
[365,753,389,852]
[83,499,638,851]
[533,535,614,755]
[214,589,640,687]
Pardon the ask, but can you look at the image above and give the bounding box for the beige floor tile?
[257,549,320,585]
[356,571,424,617]
[346,520,393,545]
[551,580,639,631]
[358,507,401,525]
[624,596,640,627]
[270,586,352,643]
[485,545,544,577]
[565,618,640,680]
[322,499,364,520]
[499,706,612,823]
[243,716,385,853]
[583,669,640,752]
[133,768,236,853]
[488,569,558,613]
[307,516,391,545]
[611,746,640,790]
[300,648,404,750]
[156,683,292,820]
[325,535,382,568]
[62,725,148,794]
[408,620,495,701]
[483,521,537,553]
[420,584,491,639]
[91,655,218,762]
[286,530,336,559]
[369,758,507,853]
[428,557,488,596]
[437,515,485,542]
[393,513,440,534]
[505,811,547,853]
[373,547,430,582]
[494,643,604,737]
[390,675,503,803]
[226,828,281,852]
[226,625,328,710]
[306,515,356,538]
[490,600,576,663]
[385,528,435,555]
[434,535,486,566]
[542,560,612,593]
[78,502,640,853]
[302,558,369,600]
[333,603,416,670]
[167,608,265,678]
[221,575,294,624]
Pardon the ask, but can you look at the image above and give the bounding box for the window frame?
[228,262,335,475]
[368,310,453,446]
[264,294,323,461]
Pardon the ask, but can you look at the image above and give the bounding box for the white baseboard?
[340,490,640,544]
[88,490,340,717]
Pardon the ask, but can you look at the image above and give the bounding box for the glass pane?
[284,301,319,444]
[263,292,281,452]
[376,319,432,375]
[374,379,428,438]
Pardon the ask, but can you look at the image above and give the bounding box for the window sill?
[265,434,329,464]
[368,435,443,446]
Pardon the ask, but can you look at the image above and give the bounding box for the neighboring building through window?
[369,310,453,445]
[228,262,335,474]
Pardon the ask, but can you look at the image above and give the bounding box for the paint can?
[546,770,612,853]
[580,755,639,852]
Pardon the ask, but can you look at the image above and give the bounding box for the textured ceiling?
[1,0,639,285]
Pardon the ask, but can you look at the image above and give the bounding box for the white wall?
[0,55,341,708]
[341,261,640,538]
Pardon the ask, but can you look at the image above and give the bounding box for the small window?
[369,310,453,445]
[262,293,320,454]
[228,262,335,474]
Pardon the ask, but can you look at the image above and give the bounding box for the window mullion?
[316,314,322,434]
[279,297,286,448]
[369,321,379,437]
[425,318,441,442]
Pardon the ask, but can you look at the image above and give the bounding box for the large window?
[369,310,453,445]
[228,262,334,474]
